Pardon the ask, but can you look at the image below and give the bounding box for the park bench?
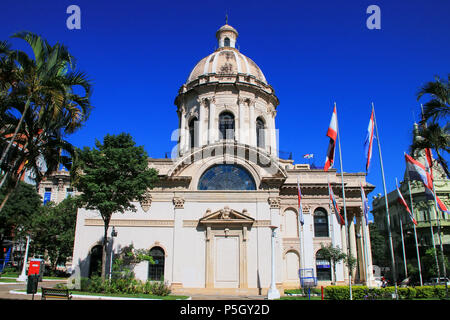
[41,287,72,300]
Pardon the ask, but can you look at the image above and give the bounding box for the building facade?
[70,23,376,295]
[372,134,450,279]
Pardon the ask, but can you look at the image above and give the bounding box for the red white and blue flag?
[297,176,305,226]
[404,152,433,191]
[328,182,345,225]
[360,182,370,226]
[436,195,450,214]
[303,154,314,159]
[364,107,375,173]
[395,181,417,225]
[324,105,338,171]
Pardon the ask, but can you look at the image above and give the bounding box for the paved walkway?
[0,279,268,300]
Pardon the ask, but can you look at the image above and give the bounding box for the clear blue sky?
[1,1,449,219]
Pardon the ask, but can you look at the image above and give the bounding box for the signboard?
[28,260,41,275]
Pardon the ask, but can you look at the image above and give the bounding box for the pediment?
[199,206,255,225]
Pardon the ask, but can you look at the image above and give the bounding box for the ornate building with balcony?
[71,22,376,295]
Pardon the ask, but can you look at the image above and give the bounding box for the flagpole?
[334,102,352,300]
[372,103,398,299]
[327,175,337,285]
[396,178,408,279]
[359,178,371,286]
[419,105,445,287]
[431,177,448,295]
[297,176,305,281]
[405,170,423,286]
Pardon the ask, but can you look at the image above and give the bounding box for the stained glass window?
[198,164,256,190]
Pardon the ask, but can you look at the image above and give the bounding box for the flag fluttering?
[360,182,370,226]
[303,154,314,159]
[395,181,417,225]
[297,176,305,226]
[404,152,433,190]
[328,182,345,225]
[436,195,450,214]
[364,107,375,173]
[324,106,337,171]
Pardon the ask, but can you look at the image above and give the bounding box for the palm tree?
[410,123,450,179]
[0,98,76,212]
[0,31,92,169]
[417,74,449,124]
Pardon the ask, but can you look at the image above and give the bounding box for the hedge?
[323,285,447,300]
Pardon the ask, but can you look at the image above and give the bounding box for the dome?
[187,49,267,84]
[186,23,268,85]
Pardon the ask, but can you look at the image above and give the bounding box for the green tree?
[0,181,41,261]
[369,223,390,269]
[73,133,158,279]
[29,196,78,274]
[319,243,347,284]
[421,248,449,281]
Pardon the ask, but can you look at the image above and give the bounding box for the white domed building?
[71,23,376,296]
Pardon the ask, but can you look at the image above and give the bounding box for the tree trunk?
[0,142,29,191]
[0,97,31,168]
[0,167,26,213]
[101,215,111,280]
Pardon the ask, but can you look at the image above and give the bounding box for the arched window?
[198,164,256,190]
[256,117,265,148]
[219,112,235,140]
[224,37,230,47]
[148,247,165,281]
[188,117,197,149]
[315,250,332,281]
[314,208,329,237]
[89,245,102,278]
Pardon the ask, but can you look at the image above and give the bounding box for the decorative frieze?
[140,192,152,212]
[268,197,281,209]
[85,219,174,227]
[173,197,185,209]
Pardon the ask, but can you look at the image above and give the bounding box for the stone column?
[249,99,255,146]
[238,98,246,145]
[270,108,277,157]
[268,197,282,296]
[348,213,357,280]
[198,98,206,147]
[355,215,366,282]
[208,97,216,144]
[179,106,186,156]
[268,226,280,300]
[340,223,349,283]
[171,196,185,290]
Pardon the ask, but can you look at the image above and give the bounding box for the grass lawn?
[70,290,190,300]
[15,289,189,300]
[0,278,20,283]
[280,296,323,300]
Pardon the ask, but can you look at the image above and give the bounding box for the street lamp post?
[267,225,280,300]
[17,235,30,282]
[109,226,118,281]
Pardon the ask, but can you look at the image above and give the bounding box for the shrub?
[415,286,435,299]
[149,281,171,296]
